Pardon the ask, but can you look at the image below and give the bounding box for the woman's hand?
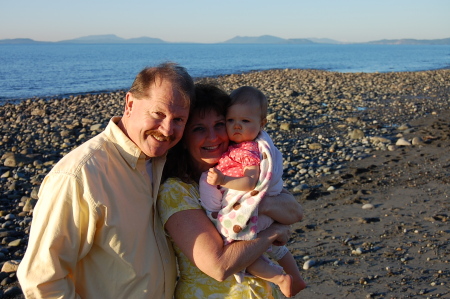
[261,222,292,246]
[259,189,303,224]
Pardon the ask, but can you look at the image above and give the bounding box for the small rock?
[308,143,322,150]
[352,247,364,255]
[279,123,291,131]
[362,203,375,210]
[349,129,365,140]
[397,123,411,131]
[396,138,411,146]
[1,260,20,273]
[90,123,104,131]
[411,136,424,145]
[303,259,316,270]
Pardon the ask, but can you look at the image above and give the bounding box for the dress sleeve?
[157,178,202,227]
[228,141,261,168]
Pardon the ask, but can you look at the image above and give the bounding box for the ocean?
[0,43,449,102]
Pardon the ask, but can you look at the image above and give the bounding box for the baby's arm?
[207,165,259,191]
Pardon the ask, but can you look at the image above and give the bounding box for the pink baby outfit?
[199,131,284,241]
[199,141,260,212]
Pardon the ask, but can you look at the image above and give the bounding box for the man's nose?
[159,119,174,136]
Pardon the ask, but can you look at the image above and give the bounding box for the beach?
[1,69,449,298]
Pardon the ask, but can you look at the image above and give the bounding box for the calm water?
[1,43,449,101]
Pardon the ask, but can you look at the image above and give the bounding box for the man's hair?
[229,86,268,120]
[128,62,195,107]
[162,83,231,184]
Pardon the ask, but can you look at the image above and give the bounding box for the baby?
[199,86,305,297]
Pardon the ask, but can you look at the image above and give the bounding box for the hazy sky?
[1,0,449,43]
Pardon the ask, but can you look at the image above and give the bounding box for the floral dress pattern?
[157,178,280,299]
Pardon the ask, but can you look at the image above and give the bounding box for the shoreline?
[2,67,450,105]
[1,68,450,298]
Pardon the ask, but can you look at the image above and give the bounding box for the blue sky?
[1,0,449,43]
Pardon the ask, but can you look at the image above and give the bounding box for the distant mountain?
[366,38,450,45]
[126,36,167,44]
[0,38,49,44]
[1,35,449,45]
[307,38,342,44]
[224,35,289,44]
[223,35,343,44]
[286,38,315,44]
[58,34,166,44]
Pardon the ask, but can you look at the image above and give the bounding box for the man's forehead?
[149,78,190,108]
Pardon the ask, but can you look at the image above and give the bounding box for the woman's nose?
[207,127,218,140]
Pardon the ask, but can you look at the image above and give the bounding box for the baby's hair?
[229,86,268,120]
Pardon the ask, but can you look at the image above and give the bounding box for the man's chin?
[144,145,170,158]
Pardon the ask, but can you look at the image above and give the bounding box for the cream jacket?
[17,117,176,299]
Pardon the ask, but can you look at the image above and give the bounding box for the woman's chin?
[201,158,220,169]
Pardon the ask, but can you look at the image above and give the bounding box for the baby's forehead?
[227,102,263,116]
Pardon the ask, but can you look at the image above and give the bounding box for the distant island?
[1,34,449,45]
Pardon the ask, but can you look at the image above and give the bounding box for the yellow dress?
[157,178,280,299]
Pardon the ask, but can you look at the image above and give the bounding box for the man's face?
[123,78,190,158]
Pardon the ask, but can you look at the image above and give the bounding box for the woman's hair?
[128,62,195,108]
[229,86,268,120]
[162,83,231,184]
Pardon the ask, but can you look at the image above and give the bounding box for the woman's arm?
[165,208,291,282]
[259,189,303,224]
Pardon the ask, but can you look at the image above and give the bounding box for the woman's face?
[183,109,229,172]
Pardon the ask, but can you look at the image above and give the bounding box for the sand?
[1,69,449,298]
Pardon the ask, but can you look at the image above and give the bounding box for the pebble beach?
[1,69,449,298]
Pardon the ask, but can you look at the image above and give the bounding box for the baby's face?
[226,102,264,143]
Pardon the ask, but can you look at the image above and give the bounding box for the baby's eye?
[226,119,234,123]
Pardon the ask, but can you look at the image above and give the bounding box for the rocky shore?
[1,69,449,298]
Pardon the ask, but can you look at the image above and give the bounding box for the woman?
[157,83,304,298]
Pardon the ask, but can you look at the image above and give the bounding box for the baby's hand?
[207,168,225,186]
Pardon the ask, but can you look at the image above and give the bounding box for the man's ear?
[124,92,134,116]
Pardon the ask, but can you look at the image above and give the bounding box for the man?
[17,63,195,298]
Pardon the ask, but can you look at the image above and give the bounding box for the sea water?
[0,43,449,101]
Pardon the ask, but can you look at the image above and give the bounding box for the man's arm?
[18,174,92,298]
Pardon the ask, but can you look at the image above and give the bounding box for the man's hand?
[207,167,225,186]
